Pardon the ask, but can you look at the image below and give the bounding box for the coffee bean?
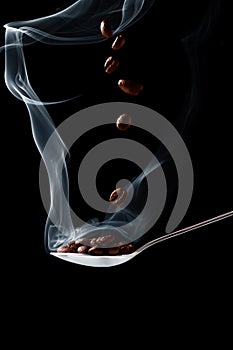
[109,187,127,206]
[116,113,132,131]
[88,246,105,255]
[108,246,121,255]
[57,245,71,253]
[77,245,89,254]
[118,79,144,96]
[120,244,135,254]
[67,241,77,249]
[57,242,77,253]
[100,19,112,38]
[104,56,119,74]
[112,34,126,50]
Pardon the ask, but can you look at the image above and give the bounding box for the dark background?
[1,0,232,323]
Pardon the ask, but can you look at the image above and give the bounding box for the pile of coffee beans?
[57,233,135,256]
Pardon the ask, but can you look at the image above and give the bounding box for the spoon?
[50,210,233,267]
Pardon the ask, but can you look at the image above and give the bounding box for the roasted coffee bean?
[77,245,89,254]
[116,113,131,131]
[100,19,112,38]
[88,246,105,255]
[67,241,77,249]
[109,187,127,206]
[108,247,121,255]
[112,34,126,50]
[57,245,71,253]
[104,56,119,74]
[120,244,135,254]
[118,79,144,96]
[57,241,77,252]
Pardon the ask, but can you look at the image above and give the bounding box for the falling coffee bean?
[118,79,144,96]
[104,55,119,74]
[116,113,132,131]
[112,34,126,50]
[100,19,112,38]
[109,187,127,206]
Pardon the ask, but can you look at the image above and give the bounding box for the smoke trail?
[4,0,155,47]
[1,1,157,250]
[39,101,193,250]
[179,0,223,135]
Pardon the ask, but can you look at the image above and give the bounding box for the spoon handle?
[137,210,233,254]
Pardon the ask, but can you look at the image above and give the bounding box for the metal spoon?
[50,210,233,267]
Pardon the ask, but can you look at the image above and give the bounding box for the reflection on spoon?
[50,210,233,267]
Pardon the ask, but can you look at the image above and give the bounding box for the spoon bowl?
[50,211,233,267]
[50,251,136,267]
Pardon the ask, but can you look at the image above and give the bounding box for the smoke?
[3,0,219,252]
[1,0,159,251]
[179,0,223,135]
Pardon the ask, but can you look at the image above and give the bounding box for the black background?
[1,0,232,326]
